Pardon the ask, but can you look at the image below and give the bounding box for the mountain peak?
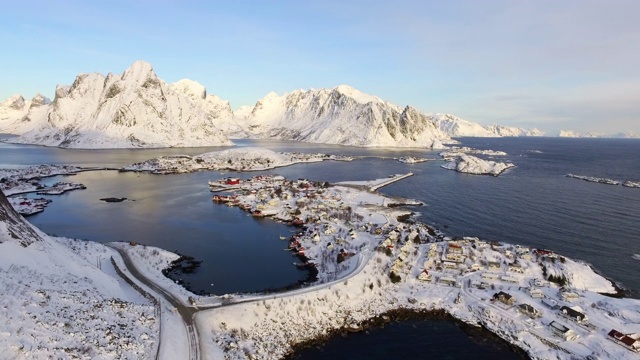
[121,60,157,83]
[170,79,207,101]
[30,93,51,108]
[2,94,26,110]
[332,85,380,104]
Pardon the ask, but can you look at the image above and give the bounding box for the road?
[109,245,200,360]
[109,242,374,360]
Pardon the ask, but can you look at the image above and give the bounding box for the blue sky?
[1,0,638,133]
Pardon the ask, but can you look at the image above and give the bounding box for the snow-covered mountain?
[235,86,551,147]
[0,94,51,135]
[1,61,235,148]
[556,129,640,139]
[235,85,450,148]
[483,123,544,137]
[432,114,543,137]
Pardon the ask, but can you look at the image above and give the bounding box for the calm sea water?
[290,319,523,360]
[2,136,639,295]
[2,135,639,358]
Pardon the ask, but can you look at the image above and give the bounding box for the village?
[0,165,91,215]
[200,173,640,358]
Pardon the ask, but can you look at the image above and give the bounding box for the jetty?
[369,173,413,191]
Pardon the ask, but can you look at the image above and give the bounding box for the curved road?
[109,245,200,360]
[109,242,374,360]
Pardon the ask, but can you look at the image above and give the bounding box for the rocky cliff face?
[1,61,234,148]
[0,190,44,247]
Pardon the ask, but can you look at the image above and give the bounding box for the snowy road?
[110,243,374,360]
[110,246,200,360]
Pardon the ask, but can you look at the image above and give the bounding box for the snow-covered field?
[121,147,353,174]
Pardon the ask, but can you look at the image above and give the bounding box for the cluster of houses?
[411,237,640,349]
[209,174,424,281]
[7,196,52,216]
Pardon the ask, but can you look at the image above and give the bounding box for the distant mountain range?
[1,61,636,149]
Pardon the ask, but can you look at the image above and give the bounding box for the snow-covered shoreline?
[0,164,97,215]
[566,174,640,188]
[120,147,354,174]
[438,146,515,176]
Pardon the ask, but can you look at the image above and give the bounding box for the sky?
[1,0,639,134]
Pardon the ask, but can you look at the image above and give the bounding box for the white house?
[549,321,579,341]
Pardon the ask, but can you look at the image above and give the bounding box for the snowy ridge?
[1,61,234,148]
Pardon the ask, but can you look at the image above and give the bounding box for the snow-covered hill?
[0,189,158,357]
[235,85,450,148]
[1,61,234,148]
[0,189,44,246]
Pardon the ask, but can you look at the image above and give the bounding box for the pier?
[369,173,414,191]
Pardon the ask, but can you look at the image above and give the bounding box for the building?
[482,272,498,280]
[439,276,459,287]
[418,269,432,282]
[528,288,544,298]
[493,291,515,306]
[518,303,542,318]
[541,298,559,310]
[549,321,579,341]
[501,275,519,284]
[487,261,501,271]
[559,306,588,323]
[559,290,580,302]
[448,243,463,254]
[608,329,640,352]
[508,263,524,273]
[443,261,458,270]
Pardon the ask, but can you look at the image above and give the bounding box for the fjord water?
[3,136,640,295]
